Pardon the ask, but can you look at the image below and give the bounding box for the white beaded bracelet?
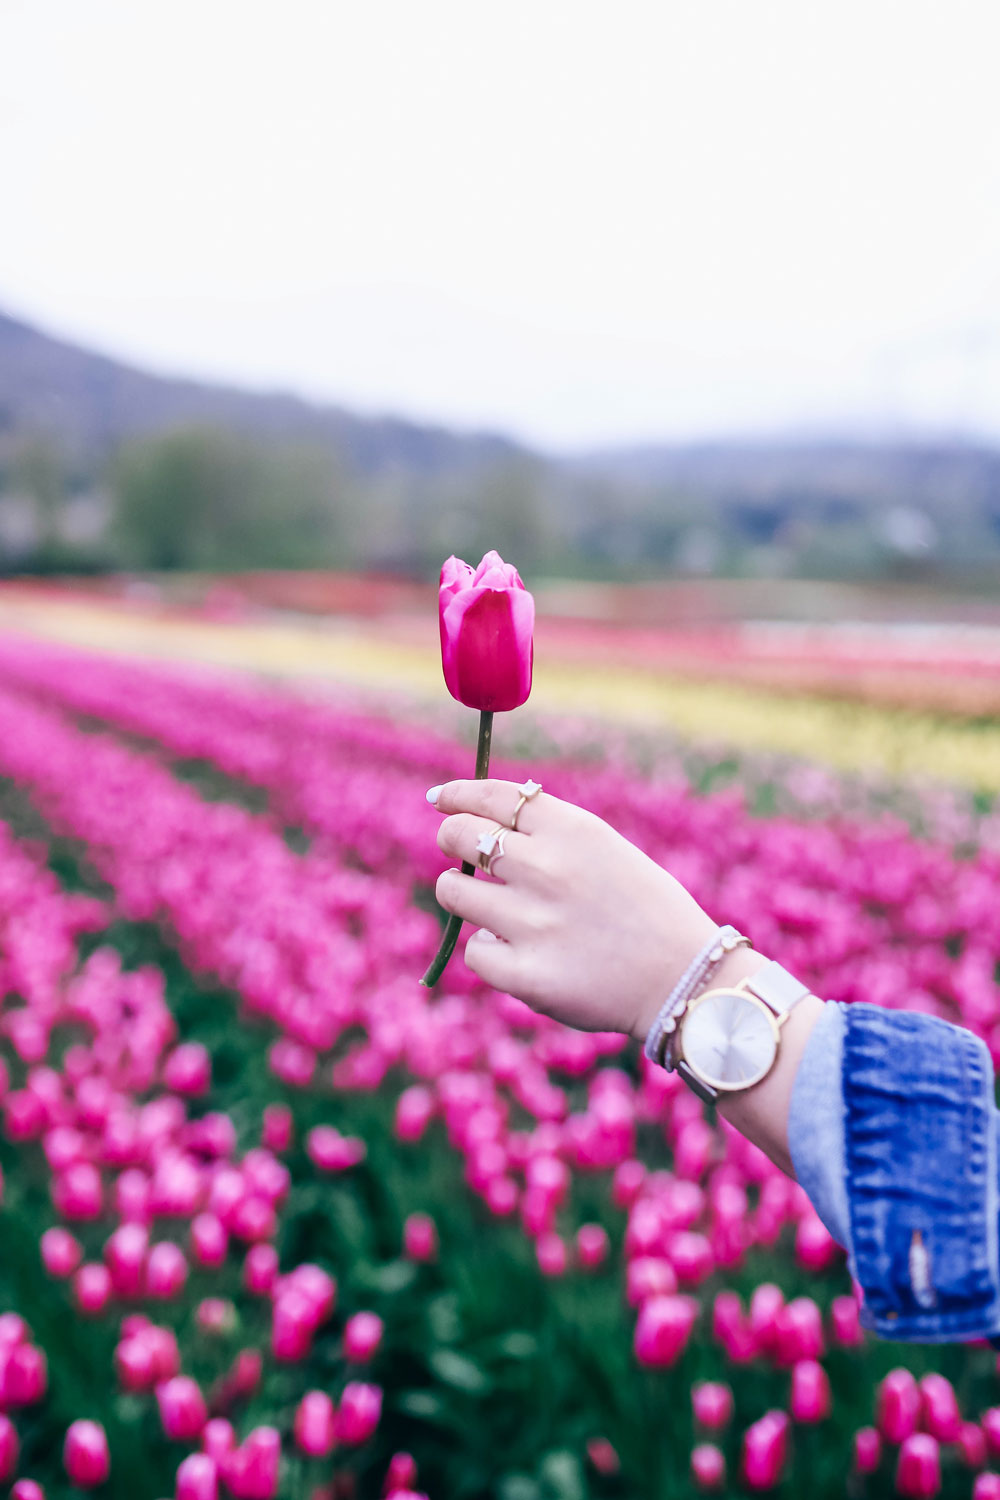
[643,924,751,1069]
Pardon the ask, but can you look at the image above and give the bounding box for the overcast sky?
[3,0,1000,451]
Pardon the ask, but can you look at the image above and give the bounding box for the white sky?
[2,0,1000,451]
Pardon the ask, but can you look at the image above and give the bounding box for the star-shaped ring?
[510,779,542,831]
[477,825,509,876]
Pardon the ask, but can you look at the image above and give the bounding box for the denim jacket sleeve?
[788,998,1000,1344]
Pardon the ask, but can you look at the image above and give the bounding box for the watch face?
[680,990,778,1091]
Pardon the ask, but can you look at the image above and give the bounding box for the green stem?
[420,709,494,988]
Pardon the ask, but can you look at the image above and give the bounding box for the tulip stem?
[420,710,494,988]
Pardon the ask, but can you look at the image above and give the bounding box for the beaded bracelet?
[643,924,752,1069]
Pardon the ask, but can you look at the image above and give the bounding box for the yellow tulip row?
[1,590,998,795]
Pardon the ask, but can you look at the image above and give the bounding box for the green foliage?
[109,425,349,570]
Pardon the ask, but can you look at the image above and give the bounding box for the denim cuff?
[842,1002,1000,1342]
[787,999,855,1273]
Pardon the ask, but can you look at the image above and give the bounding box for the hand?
[430,777,723,1041]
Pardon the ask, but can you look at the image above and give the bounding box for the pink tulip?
[146,1240,188,1299]
[877,1368,921,1444]
[337,1382,383,1445]
[191,1214,228,1269]
[272,1290,315,1361]
[40,1226,83,1278]
[896,1433,941,1499]
[383,1454,419,1493]
[104,1223,148,1297]
[0,1415,19,1482]
[633,1294,698,1368]
[306,1126,366,1172]
[11,1481,45,1500]
[576,1223,609,1269]
[585,1438,620,1475]
[222,1425,280,1499]
[438,551,534,711]
[918,1373,962,1443]
[196,1298,234,1335]
[741,1411,789,1491]
[691,1381,734,1431]
[2,1343,48,1405]
[611,1159,647,1208]
[53,1162,102,1220]
[394,1087,434,1143]
[789,1359,831,1423]
[974,1476,1000,1500]
[63,1420,110,1488]
[261,1104,293,1153]
[294,1392,336,1457]
[115,1336,157,1392]
[157,1376,208,1441]
[344,1312,384,1362]
[691,1443,726,1491]
[202,1418,236,1462]
[830,1293,863,1347]
[163,1042,211,1095]
[983,1408,1000,1458]
[73,1263,113,1315]
[244,1243,279,1295]
[176,1452,218,1500]
[958,1422,987,1468]
[536,1233,568,1276]
[403,1213,437,1262]
[626,1257,677,1307]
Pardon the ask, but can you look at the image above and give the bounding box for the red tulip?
[438,552,534,712]
[63,1420,110,1489]
[896,1433,941,1499]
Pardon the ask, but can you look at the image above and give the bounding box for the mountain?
[0,309,526,478]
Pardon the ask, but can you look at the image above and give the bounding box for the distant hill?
[0,309,526,477]
[1,304,999,583]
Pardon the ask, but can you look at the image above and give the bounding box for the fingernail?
[473,929,499,943]
[426,785,444,804]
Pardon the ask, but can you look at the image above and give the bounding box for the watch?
[667,960,816,1104]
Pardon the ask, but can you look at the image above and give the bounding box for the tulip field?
[2,582,1000,1499]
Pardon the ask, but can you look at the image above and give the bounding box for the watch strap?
[743,960,812,1018]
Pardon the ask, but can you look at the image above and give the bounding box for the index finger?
[426,777,546,832]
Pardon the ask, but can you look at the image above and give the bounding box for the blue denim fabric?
[788,999,1000,1344]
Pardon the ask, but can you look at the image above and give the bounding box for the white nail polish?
[426,785,443,804]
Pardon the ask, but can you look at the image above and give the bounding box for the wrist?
[629,925,770,1048]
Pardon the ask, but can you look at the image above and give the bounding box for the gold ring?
[476,824,509,875]
[510,779,542,831]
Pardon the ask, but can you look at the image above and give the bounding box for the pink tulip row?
[3,646,1000,1491]
[1,641,998,1060]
